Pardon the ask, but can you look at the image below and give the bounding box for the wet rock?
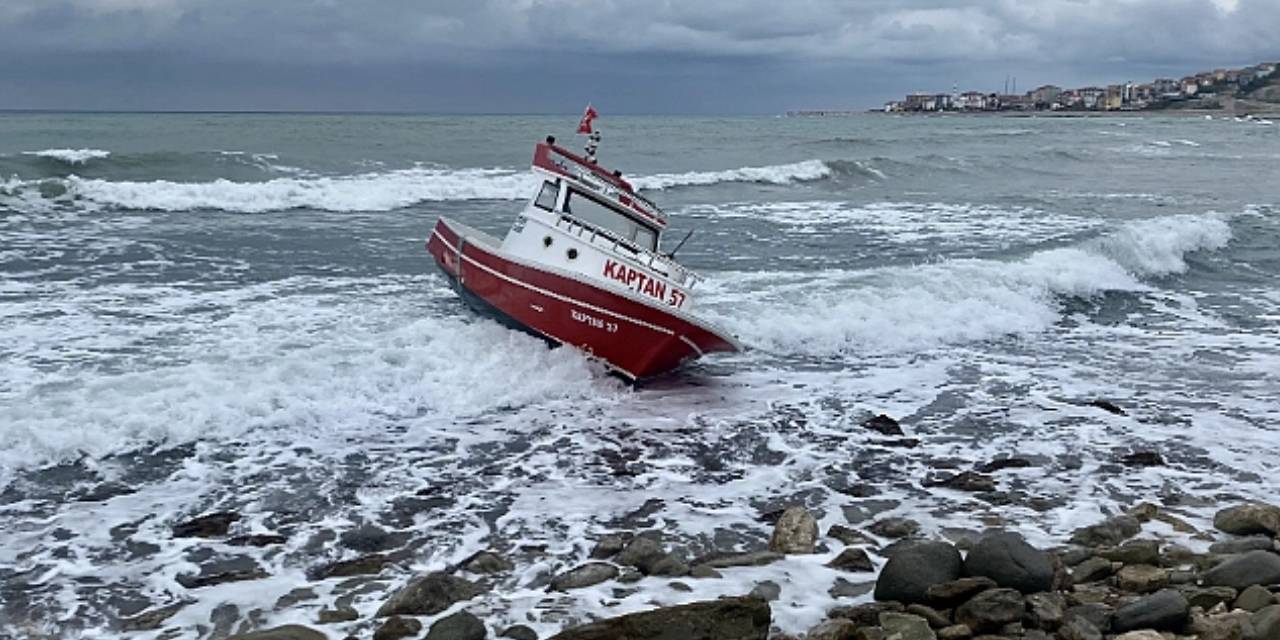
[615,537,665,571]
[750,580,781,601]
[1062,604,1112,634]
[876,540,963,604]
[225,626,327,640]
[1203,550,1280,588]
[648,553,690,577]
[173,512,240,538]
[317,606,359,623]
[461,550,514,574]
[274,588,318,610]
[689,565,722,579]
[669,581,693,592]
[1057,616,1102,640]
[1210,536,1276,555]
[1193,609,1255,640]
[769,506,819,554]
[617,568,643,584]
[962,531,1054,594]
[1025,592,1066,630]
[828,548,875,573]
[550,563,619,591]
[864,414,905,436]
[691,550,783,570]
[72,481,137,502]
[375,616,423,640]
[881,612,937,640]
[500,625,540,640]
[869,518,921,539]
[1254,605,1280,640]
[905,604,950,629]
[926,577,998,607]
[955,588,1023,633]
[829,525,877,547]
[1069,516,1141,548]
[340,523,404,553]
[937,625,971,640]
[830,602,905,626]
[807,619,859,640]
[1118,451,1164,467]
[121,602,189,631]
[923,472,996,493]
[1214,503,1280,536]
[177,560,268,589]
[1058,547,1093,567]
[1111,589,1188,632]
[376,572,481,617]
[425,610,486,640]
[1089,400,1125,415]
[227,534,288,547]
[308,553,388,580]
[1179,585,1238,610]
[590,535,627,559]
[1114,565,1169,593]
[546,595,771,640]
[1100,540,1161,566]
[1113,632,1163,640]
[830,578,875,599]
[1237,584,1276,612]
[978,457,1033,473]
[1071,558,1114,584]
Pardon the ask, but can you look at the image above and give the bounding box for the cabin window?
[564,189,658,251]
[534,180,559,211]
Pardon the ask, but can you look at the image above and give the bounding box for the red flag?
[576,104,598,134]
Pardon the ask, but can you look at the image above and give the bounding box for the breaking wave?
[0,159,842,213]
[705,212,1235,356]
[21,148,112,165]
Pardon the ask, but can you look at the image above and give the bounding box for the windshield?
[564,189,658,251]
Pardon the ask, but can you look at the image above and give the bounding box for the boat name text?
[602,260,686,308]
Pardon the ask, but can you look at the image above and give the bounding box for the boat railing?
[552,215,701,288]
[534,143,668,228]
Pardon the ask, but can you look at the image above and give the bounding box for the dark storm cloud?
[1,0,1277,112]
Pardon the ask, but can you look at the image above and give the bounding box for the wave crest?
[21,148,112,165]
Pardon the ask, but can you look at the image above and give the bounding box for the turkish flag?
[576,104,598,134]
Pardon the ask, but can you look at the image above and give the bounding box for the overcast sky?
[1,0,1277,113]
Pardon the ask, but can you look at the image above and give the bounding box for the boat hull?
[426,217,739,380]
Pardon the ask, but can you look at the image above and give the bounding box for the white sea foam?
[632,159,831,190]
[701,212,1235,356]
[21,148,112,164]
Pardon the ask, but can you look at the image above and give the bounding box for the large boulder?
[548,596,770,640]
[426,611,487,640]
[1099,540,1160,566]
[376,572,481,617]
[225,626,327,640]
[1069,516,1141,548]
[875,541,963,604]
[954,588,1023,633]
[769,506,819,554]
[1111,589,1189,632]
[962,531,1053,594]
[550,563,619,591]
[1254,605,1280,640]
[1214,504,1280,536]
[1203,550,1280,589]
[1114,565,1169,593]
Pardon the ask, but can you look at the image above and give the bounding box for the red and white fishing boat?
[425,112,740,380]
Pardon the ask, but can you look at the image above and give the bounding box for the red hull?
[426,218,739,380]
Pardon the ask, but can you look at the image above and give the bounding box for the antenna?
[668,229,695,258]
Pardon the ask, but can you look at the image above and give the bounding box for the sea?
[1,112,1278,638]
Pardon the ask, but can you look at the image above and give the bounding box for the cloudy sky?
[1,0,1277,113]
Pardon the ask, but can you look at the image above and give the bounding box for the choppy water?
[2,113,1279,638]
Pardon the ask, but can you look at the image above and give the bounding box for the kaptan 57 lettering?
[602,259,687,308]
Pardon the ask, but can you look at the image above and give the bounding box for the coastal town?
[870,61,1279,114]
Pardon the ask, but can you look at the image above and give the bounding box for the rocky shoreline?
[138,496,1280,640]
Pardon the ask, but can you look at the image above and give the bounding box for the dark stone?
[1025,593,1066,630]
[955,588,1024,633]
[1089,400,1125,415]
[1203,550,1280,588]
[1056,616,1102,640]
[876,540,963,604]
[864,414,904,436]
[227,534,288,547]
[1237,585,1276,612]
[121,602,189,631]
[308,554,388,580]
[880,612,938,640]
[590,535,627,559]
[689,565,722,579]
[829,602,905,626]
[905,604,951,629]
[1254,605,1280,640]
[547,596,771,640]
[1119,451,1164,467]
[1213,504,1280,536]
[501,625,540,640]
[340,523,403,553]
[1063,605,1112,634]
[807,619,859,640]
[828,525,876,547]
[869,518,921,539]
[317,606,359,623]
[691,551,783,570]
[177,563,268,589]
[1099,540,1160,566]
[376,572,481,617]
[827,548,875,572]
[923,472,996,493]
[962,531,1054,594]
[926,577,998,606]
[225,626,328,640]
[1070,558,1113,584]
[978,458,1033,473]
[1111,589,1188,632]
[72,481,137,502]
[1068,516,1141,547]
[375,616,424,640]
[461,550,513,574]
[830,578,875,599]
[615,537,665,572]
[1179,586,1239,610]
[173,512,240,538]
[750,580,781,601]
[550,563,619,591]
[1209,536,1276,554]
[426,611,486,640]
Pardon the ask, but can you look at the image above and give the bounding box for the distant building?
[1078,87,1106,110]
[1030,85,1062,107]
[955,91,988,110]
[1182,78,1200,96]
[1105,85,1125,110]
